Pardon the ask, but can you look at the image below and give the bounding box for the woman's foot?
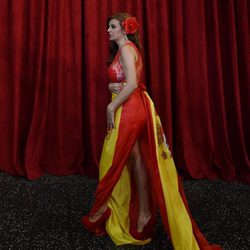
[89,206,108,222]
[130,212,156,240]
[81,207,111,236]
[137,213,152,232]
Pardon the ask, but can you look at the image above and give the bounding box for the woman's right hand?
[108,82,126,94]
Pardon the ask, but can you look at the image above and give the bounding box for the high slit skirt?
[87,89,222,250]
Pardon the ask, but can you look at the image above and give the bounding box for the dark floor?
[0,172,249,250]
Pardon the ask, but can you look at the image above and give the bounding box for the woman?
[82,12,221,250]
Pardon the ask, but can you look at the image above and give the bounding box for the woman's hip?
[121,90,146,127]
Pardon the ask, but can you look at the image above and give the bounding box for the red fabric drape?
[0,0,249,183]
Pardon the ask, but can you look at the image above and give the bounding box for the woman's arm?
[106,45,138,130]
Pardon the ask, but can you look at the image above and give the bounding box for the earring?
[124,34,128,41]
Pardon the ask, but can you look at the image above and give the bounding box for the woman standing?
[82,12,221,250]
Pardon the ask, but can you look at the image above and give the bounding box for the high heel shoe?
[130,215,156,240]
[81,207,111,236]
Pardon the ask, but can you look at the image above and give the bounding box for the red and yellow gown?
[86,42,222,250]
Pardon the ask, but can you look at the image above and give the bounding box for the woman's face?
[107,19,124,41]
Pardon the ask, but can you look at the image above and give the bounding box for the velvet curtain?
[0,0,249,183]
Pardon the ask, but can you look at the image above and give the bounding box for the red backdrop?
[0,0,249,183]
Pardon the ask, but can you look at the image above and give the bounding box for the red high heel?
[130,215,156,240]
[81,207,111,236]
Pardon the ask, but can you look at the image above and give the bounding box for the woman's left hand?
[108,82,126,94]
[106,103,116,132]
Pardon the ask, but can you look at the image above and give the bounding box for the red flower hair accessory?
[122,17,139,35]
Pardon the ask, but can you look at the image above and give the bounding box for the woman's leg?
[130,140,152,232]
[89,139,151,228]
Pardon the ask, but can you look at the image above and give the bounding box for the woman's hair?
[106,12,141,65]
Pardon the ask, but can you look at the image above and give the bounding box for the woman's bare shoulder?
[120,43,138,61]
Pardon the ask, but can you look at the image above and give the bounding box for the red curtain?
[0,0,249,183]
[0,0,83,179]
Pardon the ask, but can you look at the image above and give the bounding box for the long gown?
[85,41,222,250]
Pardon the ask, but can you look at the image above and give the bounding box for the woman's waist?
[111,87,146,102]
[110,81,146,90]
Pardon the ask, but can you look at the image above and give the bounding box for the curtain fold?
[0,0,249,183]
[0,0,84,179]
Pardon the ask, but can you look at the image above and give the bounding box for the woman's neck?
[116,36,130,48]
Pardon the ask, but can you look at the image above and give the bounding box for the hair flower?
[122,17,139,35]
